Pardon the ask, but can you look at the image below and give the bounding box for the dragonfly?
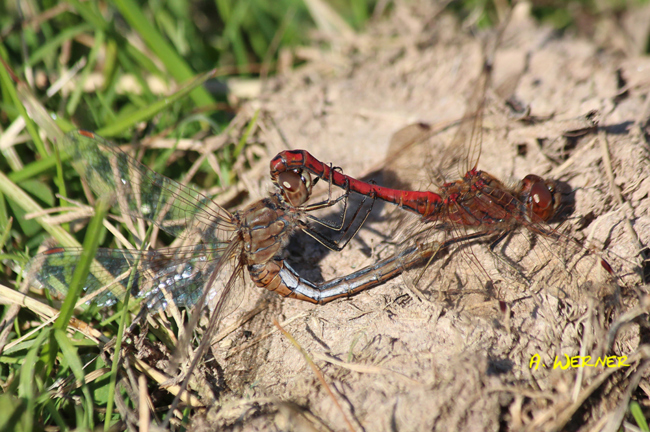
[269,153,566,296]
[270,146,560,237]
[25,129,448,312]
[269,38,617,295]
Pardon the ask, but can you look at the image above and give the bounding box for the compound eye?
[530,181,552,211]
[277,170,311,207]
[277,171,302,192]
[522,174,555,221]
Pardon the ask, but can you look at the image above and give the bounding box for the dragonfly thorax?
[240,197,298,266]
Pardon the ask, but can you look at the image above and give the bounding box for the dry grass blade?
[312,352,423,386]
[273,318,358,432]
[131,355,202,407]
[139,374,152,432]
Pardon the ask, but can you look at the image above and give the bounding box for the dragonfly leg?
[297,164,348,213]
[305,171,376,233]
[487,230,533,285]
[300,190,375,252]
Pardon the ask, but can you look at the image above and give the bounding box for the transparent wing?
[452,59,489,176]
[61,130,237,243]
[440,19,510,178]
[25,244,240,311]
[380,58,489,190]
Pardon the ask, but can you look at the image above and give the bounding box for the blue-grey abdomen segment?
[248,242,441,304]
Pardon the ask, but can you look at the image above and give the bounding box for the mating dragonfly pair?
[26,126,561,319]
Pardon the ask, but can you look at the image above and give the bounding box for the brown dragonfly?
[24,130,462,310]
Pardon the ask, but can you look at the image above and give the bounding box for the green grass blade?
[96,68,216,137]
[222,0,251,68]
[66,0,109,31]
[104,221,155,430]
[0,393,28,432]
[109,0,215,107]
[54,329,95,429]
[233,108,259,158]
[44,398,69,432]
[27,23,94,67]
[15,81,68,143]
[0,192,10,251]
[7,156,60,184]
[53,197,110,332]
[631,401,650,431]
[18,329,50,432]
[0,171,80,248]
[67,30,106,116]
[0,48,48,159]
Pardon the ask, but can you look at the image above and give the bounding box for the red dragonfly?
[270,47,613,295]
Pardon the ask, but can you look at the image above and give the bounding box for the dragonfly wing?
[25,245,234,311]
[384,123,440,190]
[381,64,489,190]
[61,130,236,242]
[457,60,489,175]
[453,17,512,175]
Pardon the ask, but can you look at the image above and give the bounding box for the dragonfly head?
[274,169,314,207]
[521,174,561,222]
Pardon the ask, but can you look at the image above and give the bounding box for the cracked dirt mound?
[193,2,650,430]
